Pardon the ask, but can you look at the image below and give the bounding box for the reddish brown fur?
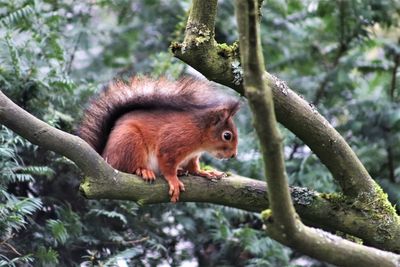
[79,77,240,202]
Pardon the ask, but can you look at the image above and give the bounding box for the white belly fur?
[147,153,160,174]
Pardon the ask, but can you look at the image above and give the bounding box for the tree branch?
[0,91,113,180]
[171,0,378,200]
[235,0,297,233]
[184,0,217,44]
[1,89,400,253]
[390,52,400,100]
[235,0,400,266]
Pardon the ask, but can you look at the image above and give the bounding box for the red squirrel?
[79,77,240,202]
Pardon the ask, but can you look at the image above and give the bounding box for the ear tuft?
[207,108,227,126]
[207,101,241,126]
[227,100,241,118]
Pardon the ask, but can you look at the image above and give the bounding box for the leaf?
[35,246,59,265]
[103,247,143,266]
[0,147,15,159]
[5,34,21,79]
[20,166,55,178]
[11,197,42,215]
[0,197,42,232]
[0,5,34,27]
[46,219,69,245]
[49,78,75,92]
[88,209,128,225]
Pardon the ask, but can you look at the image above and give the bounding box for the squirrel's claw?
[193,169,226,179]
[168,178,185,203]
[135,168,156,182]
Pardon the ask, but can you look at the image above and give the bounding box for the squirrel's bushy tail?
[78,76,235,154]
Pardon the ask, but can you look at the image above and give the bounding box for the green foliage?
[47,219,69,245]
[101,247,143,266]
[0,254,33,267]
[0,127,44,264]
[0,5,34,27]
[88,208,128,225]
[0,0,399,266]
[35,246,59,266]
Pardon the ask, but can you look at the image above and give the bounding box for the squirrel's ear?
[209,108,229,125]
[208,101,241,125]
[227,100,241,118]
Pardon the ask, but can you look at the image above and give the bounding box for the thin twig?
[2,242,22,256]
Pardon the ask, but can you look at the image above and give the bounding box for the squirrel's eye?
[222,131,233,141]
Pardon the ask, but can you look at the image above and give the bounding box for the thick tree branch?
[235,0,297,234]
[184,0,217,44]
[0,92,112,180]
[1,89,400,253]
[235,0,400,266]
[171,0,377,200]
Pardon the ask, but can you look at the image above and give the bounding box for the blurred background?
[0,0,399,266]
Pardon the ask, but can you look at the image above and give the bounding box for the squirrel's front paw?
[168,178,185,203]
[135,168,156,182]
[194,169,226,179]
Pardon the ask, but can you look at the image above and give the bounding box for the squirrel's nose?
[231,153,236,159]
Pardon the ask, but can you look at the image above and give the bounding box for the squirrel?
[79,76,240,202]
